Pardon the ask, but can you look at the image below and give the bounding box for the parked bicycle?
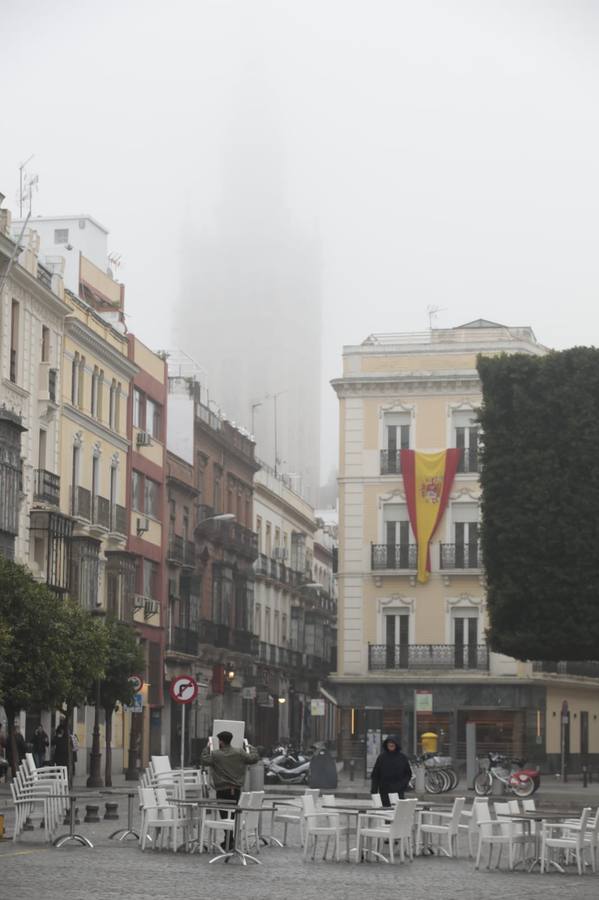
[474,752,540,797]
[409,753,459,793]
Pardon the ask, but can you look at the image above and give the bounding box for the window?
[110,465,117,511]
[10,300,19,383]
[91,367,99,416]
[453,410,479,474]
[71,353,79,404]
[97,370,104,421]
[146,399,162,440]
[133,388,145,429]
[141,559,159,599]
[275,527,280,551]
[256,516,262,552]
[453,613,479,669]
[265,522,272,557]
[144,477,160,518]
[274,610,280,646]
[452,502,480,567]
[78,356,85,409]
[213,466,222,512]
[131,471,143,512]
[385,613,410,668]
[254,603,261,637]
[38,429,47,470]
[109,380,116,429]
[383,503,414,568]
[281,614,287,644]
[115,383,121,433]
[41,326,50,362]
[382,413,410,474]
[54,228,69,244]
[265,607,271,643]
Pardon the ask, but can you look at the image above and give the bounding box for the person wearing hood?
[370,734,412,806]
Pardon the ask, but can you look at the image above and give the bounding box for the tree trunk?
[104,707,113,787]
[5,703,17,779]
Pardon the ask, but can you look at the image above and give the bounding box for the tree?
[0,616,12,697]
[0,557,70,775]
[478,347,599,660]
[95,620,144,787]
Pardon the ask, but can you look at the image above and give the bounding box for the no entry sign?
[129,674,144,693]
[170,675,199,704]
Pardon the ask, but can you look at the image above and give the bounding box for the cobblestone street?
[1,796,597,900]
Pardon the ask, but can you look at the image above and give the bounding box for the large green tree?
[478,347,599,660]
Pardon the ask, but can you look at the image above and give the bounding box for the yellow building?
[330,320,599,772]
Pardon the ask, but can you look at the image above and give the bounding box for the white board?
[211,719,245,750]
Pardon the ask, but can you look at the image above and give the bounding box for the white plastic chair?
[301,793,351,861]
[199,791,246,853]
[240,790,264,854]
[388,792,400,805]
[356,799,418,863]
[458,797,488,858]
[416,797,465,857]
[10,777,58,842]
[541,807,592,875]
[139,787,189,852]
[370,793,383,808]
[475,814,527,871]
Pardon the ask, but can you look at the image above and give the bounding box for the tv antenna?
[18,155,38,217]
[108,252,123,276]
[427,305,447,329]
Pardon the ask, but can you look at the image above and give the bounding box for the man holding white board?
[200,728,259,849]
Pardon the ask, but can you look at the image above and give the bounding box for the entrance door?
[454,616,478,669]
[386,520,410,568]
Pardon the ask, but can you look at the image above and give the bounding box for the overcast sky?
[2,1,598,478]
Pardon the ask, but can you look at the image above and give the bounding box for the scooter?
[264,750,310,784]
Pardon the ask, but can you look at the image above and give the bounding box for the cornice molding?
[64,403,130,453]
[65,317,138,379]
[332,372,481,398]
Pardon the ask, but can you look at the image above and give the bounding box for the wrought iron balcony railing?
[440,543,481,569]
[456,448,479,474]
[368,643,489,671]
[168,534,185,564]
[371,543,418,570]
[71,485,91,520]
[92,496,111,529]
[33,469,60,507]
[380,450,402,475]
[112,504,127,535]
[167,626,199,656]
[532,660,599,679]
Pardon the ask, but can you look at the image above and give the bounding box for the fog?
[1,0,598,489]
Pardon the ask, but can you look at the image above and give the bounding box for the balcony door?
[454,521,479,568]
[385,519,410,569]
[385,613,409,668]
[454,614,478,669]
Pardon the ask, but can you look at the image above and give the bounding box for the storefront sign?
[310,699,325,716]
[415,690,433,713]
[242,686,257,700]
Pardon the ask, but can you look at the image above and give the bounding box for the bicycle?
[474,752,537,798]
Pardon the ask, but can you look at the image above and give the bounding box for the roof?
[12,213,109,234]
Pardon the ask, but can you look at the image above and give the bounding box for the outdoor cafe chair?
[10,774,59,842]
[301,793,351,862]
[370,793,383,808]
[416,796,466,858]
[356,799,418,864]
[199,790,246,853]
[474,813,530,871]
[139,787,189,852]
[458,797,488,858]
[541,807,592,875]
[240,790,264,854]
[17,764,64,822]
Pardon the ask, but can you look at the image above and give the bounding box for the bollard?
[582,765,588,788]
[104,802,119,820]
[84,805,101,823]
[415,765,425,794]
[349,759,355,782]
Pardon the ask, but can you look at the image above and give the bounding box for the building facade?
[330,321,599,772]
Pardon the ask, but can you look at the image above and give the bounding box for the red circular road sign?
[170,675,199,704]
[129,674,144,692]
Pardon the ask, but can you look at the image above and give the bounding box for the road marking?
[0,847,50,858]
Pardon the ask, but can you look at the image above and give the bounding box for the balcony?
[184,540,195,567]
[371,543,417,571]
[92,495,111,530]
[258,642,302,669]
[232,629,259,655]
[71,485,91,521]
[196,510,258,560]
[456,447,479,474]
[197,620,258,654]
[168,534,185,564]
[48,367,57,403]
[33,469,60,507]
[532,660,599,679]
[111,504,127,535]
[369,643,490,671]
[440,543,481,570]
[167,626,199,656]
[380,450,402,475]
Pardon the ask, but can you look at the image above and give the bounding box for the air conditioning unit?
[136,431,152,447]
[144,597,159,619]
[133,594,145,610]
[136,516,150,536]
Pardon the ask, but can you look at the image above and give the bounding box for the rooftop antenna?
[108,252,123,277]
[18,155,38,217]
[427,305,447,329]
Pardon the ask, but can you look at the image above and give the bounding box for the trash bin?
[249,760,265,791]
[309,748,338,790]
[421,732,438,755]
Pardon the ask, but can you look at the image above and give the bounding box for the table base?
[109,827,140,841]
[209,848,261,865]
[54,833,93,848]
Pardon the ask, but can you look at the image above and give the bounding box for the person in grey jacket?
[200,731,259,849]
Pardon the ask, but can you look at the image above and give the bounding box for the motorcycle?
[264,745,311,784]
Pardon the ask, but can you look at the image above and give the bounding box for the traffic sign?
[170,675,199,704]
[129,674,144,693]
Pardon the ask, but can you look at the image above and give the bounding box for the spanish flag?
[401,449,461,583]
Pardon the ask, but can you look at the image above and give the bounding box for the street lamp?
[201,513,235,523]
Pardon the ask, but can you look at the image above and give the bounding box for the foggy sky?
[1,0,598,480]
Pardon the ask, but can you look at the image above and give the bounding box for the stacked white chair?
[199,790,245,853]
[541,807,593,875]
[240,790,264,854]
[139,786,189,852]
[356,799,418,863]
[10,754,69,841]
[458,797,489,858]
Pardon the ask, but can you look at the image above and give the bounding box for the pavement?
[1,780,598,899]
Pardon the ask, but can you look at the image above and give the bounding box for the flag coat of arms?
[400,449,462,583]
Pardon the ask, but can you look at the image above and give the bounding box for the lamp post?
[86,679,103,787]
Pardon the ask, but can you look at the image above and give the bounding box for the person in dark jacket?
[32,725,49,768]
[370,734,412,806]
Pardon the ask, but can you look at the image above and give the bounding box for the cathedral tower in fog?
[174,67,321,503]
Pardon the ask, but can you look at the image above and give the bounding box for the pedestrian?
[0,724,7,782]
[52,720,70,766]
[200,731,259,849]
[370,734,412,806]
[6,722,26,771]
[32,724,49,769]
